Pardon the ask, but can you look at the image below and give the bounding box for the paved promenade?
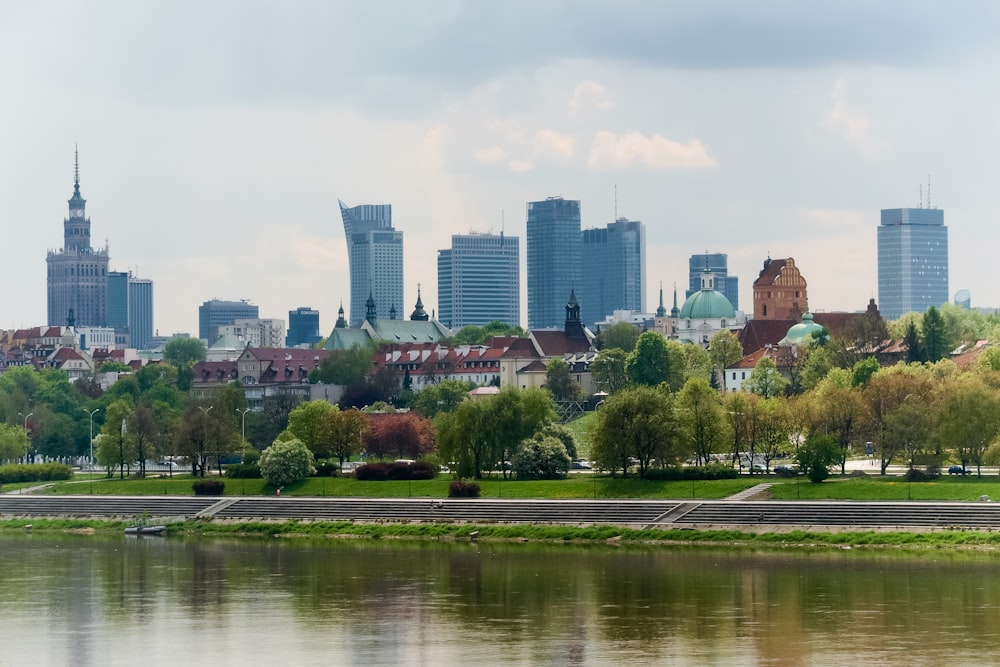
[4,494,1000,531]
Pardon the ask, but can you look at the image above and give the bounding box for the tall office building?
[198,299,259,345]
[339,200,404,327]
[687,253,738,311]
[526,197,581,330]
[878,207,949,320]
[108,271,154,349]
[438,232,520,328]
[580,218,646,328]
[287,307,321,347]
[47,149,110,327]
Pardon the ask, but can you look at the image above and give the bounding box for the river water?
[1,533,999,666]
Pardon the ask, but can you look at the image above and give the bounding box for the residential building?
[217,318,285,348]
[198,299,258,345]
[287,307,321,348]
[752,257,808,320]
[107,271,154,349]
[687,253,738,311]
[878,207,949,319]
[47,149,110,328]
[191,347,333,409]
[339,200,404,327]
[526,197,581,330]
[438,231,520,328]
[581,218,645,329]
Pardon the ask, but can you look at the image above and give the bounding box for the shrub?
[448,480,480,498]
[904,467,940,482]
[225,463,262,479]
[259,437,316,488]
[0,463,73,484]
[354,463,389,481]
[513,436,571,480]
[848,469,868,478]
[313,461,339,478]
[387,462,413,480]
[642,465,739,481]
[193,479,225,496]
[411,460,438,480]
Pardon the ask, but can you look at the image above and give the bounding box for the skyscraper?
[878,207,949,320]
[339,200,404,327]
[47,149,110,327]
[438,232,520,328]
[198,299,259,344]
[580,218,645,328]
[108,271,154,349]
[287,307,321,347]
[687,253,738,311]
[526,197,581,330]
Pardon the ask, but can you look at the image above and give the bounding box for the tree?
[626,332,671,387]
[863,365,935,474]
[163,337,207,368]
[590,385,680,478]
[0,423,29,462]
[535,423,578,460]
[903,321,922,363]
[365,413,436,459]
[591,348,629,394]
[596,322,640,353]
[413,379,473,418]
[936,375,1000,475]
[726,392,763,474]
[677,377,727,465]
[744,356,789,398]
[102,398,135,479]
[708,330,744,388]
[546,358,584,401]
[755,398,793,473]
[450,321,524,346]
[259,437,315,488]
[512,435,571,480]
[128,403,161,478]
[287,400,337,457]
[249,394,300,449]
[681,343,713,384]
[310,342,376,385]
[812,381,866,474]
[850,357,881,389]
[921,306,949,362]
[795,435,840,482]
[326,409,369,467]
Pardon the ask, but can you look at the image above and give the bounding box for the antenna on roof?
[614,184,618,222]
[928,174,932,209]
[919,184,923,209]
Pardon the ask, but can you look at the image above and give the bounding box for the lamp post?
[236,408,251,442]
[86,408,100,469]
[198,406,214,477]
[18,412,33,463]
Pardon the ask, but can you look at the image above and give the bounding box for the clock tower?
[64,147,90,252]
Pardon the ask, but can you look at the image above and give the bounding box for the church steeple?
[564,289,585,339]
[656,282,667,318]
[410,284,429,321]
[670,283,680,319]
[335,302,348,329]
[365,291,377,324]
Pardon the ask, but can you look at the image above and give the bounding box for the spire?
[74,144,80,190]
[410,283,429,321]
[335,301,348,329]
[365,291,377,325]
[564,289,584,339]
[656,282,667,318]
[670,283,680,318]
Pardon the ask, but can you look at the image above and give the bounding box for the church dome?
[780,311,824,344]
[678,289,736,320]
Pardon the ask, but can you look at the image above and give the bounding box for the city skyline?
[3,3,998,335]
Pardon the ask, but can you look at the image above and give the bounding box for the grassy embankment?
[767,474,1000,501]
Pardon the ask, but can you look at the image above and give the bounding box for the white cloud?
[507,159,534,172]
[587,131,717,169]
[475,146,506,164]
[826,77,880,157]
[532,129,575,159]
[569,81,612,111]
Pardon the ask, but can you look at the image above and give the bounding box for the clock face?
[73,209,83,218]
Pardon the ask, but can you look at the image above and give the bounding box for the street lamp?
[236,408,251,442]
[198,406,214,476]
[85,408,100,469]
[18,412,33,464]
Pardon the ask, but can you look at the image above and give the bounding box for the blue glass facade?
[287,307,321,347]
[438,232,520,329]
[877,208,948,320]
[339,200,404,327]
[526,197,581,330]
[580,218,645,328]
[687,253,738,311]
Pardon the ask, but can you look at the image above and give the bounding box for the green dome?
[678,289,736,320]
[781,311,823,344]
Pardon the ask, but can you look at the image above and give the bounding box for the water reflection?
[1,534,999,666]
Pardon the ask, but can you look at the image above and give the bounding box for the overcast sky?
[2,1,998,336]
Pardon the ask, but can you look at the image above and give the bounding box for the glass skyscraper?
[877,207,948,320]
[687,253,738,311]
[526,197,581,330]
[438,232,520,329]
[339,200,404,327]
[287,307,321,347]
[580,218,645,328]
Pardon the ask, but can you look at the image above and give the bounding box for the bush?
[354,462,389,481]
[353,460,437,481]
[848,469,868,478]
[904,467,940,482]
[411,460,438,480]
[642,464,739,481]
[192,479,225,496]
[313,461,340,478]
[259,437,316,488]
[0,463,73,484]
[224,463,262,479]
[448,480,480,498]
[512,436,571,480]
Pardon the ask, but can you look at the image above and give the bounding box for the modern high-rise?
[287,307,321,347]
[108,271,154,349]
[687,253,738,311]
[339,200,404,327]
[878,207,949,320]
[580,218,645,328]
[198,299,259,345]
[47,149,110,327]
[438,232,520,328]
[526,197,581,330]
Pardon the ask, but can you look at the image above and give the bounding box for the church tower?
[46,148,110,327]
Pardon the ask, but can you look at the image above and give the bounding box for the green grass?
[33,473,757,500]
[768,474,1000,501]
[564,411,596,459]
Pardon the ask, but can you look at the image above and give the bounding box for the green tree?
[677,377,726,465]
[813,381,866,474]
[535,423,579,460]
[0,423,29,462]
[590,385,679,478]
[795,434,840,482]
[680,343,713,384]
[286,400,337,458]
[450,321,524,345]
[708,329,745,388]
[936,375,1000,475]
[163,337,207,367]
[413,379,474,418]
[591,348,629,394]
[546,357,584,401]
[310,342,376,385]
[744,356,789,398]
[596,322,640,353]
[626,332,671,387]
[850,357,881,389]
[259,437,316,488]
[326,408,369,467]
[903,321,922,363]
[755,397,793,472]
[512,435,571,480]
[921,306,949,362]
[799,344,834,392]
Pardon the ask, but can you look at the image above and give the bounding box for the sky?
[2,1,999,337]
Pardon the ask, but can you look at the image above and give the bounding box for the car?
[948,465,971,475]
[773,464,799,477]
[571,460,592,470]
